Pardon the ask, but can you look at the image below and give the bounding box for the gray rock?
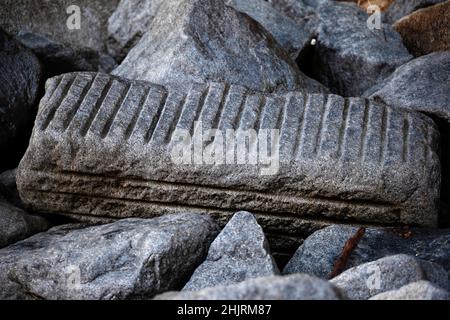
[183,212,279,291]
[0,169,25,209]
[225,0,311,59]
[330,255,449,300]
[17,32,117,76]
[17,72,440,237]
[383,0,447,24]
[107,0,165,61]
[0,28,43,171]
[0,199,50,249]
[157,274,343,300]
[370,281,450,300]
[112,0,325,93]
[0,213,219,300]
[267,0,413,97]
[366,52,450,122]
[0,0,119,73]
[284,225,450,278]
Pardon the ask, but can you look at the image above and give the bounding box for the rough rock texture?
[330,255,449,300]
[0,169,23,209]
[370,281,450,300]
[366,52,450,122]
[17,72,440,235]
[156,274,343,300]
[0,199,50,249]
[112,0,325,93]
[0,213,219,300]
[311,1,412,96]
[183,212,279,291]
[394,1,450,57]
[17,32,117,76]
[383,0,447,24]
[225,0,310,59]
[0,28,43,171]
[269,0,413,97]
[0,0,119,73]
[284,225,450,278]
[107,0,165,61]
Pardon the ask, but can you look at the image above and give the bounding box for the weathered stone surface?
[183,212,279,291]
[366,52,450,122]
[284,225,450,278]
[17,72,440,234]
[112,0,325,93]
[330,255,449,300]
[225,0,310,59]
[0,0,119,53]
[370,281,450,300]
[312,1,412,96]
[383,0,447,24]
[107,0,165,61]
[157,274,343,300]
[394,1,450,57]
[0,0,119,73]
[0,28,43,171]
[268,0,413,97]
[0,199,50,249]
[0,213,219,300]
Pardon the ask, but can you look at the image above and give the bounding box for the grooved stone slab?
[17,72,440,231]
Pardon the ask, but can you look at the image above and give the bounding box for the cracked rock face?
[0,28,43,171]
[0,213,219,300]
[112,0,325,93]
[393,1,450,57]
[157,274,343,300]
[330,254,449,300]
[183,212,279,291]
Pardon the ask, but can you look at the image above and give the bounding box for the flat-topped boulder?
[17,72,440,239]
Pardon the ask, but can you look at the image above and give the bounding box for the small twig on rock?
[328,227,366,279]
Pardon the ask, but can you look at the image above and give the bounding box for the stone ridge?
[36,72,435,165]
[17,72,440,229]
